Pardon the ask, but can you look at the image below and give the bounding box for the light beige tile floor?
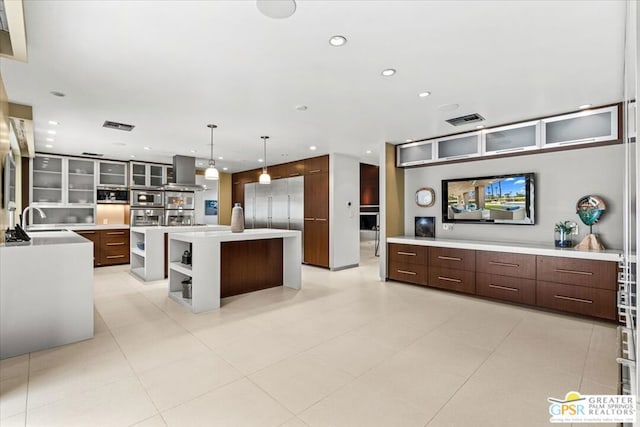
[0,241,620,426]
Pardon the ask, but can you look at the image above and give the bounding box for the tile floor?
[0,241,619,426]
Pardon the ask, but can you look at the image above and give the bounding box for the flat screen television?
[442,173,535,225]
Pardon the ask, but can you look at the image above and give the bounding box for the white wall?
[404,144,625,249]
[330,153,360,270]
[195,175,218,225]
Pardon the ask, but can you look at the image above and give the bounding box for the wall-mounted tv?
[442,173,535,225]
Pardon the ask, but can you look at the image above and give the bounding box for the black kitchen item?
[182,250,192,265]
[181,277,192,299]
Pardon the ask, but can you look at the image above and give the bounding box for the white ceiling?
[0,0,626,172]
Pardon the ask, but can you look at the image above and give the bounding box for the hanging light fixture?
[259,136,271,184]
[205,124,219,180]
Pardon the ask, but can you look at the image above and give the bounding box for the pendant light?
[205,124,219,180]
[258,135,271,184]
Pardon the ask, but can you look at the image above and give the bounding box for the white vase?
[230,203,245,233]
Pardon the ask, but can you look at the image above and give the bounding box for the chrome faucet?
[21,206,46,229]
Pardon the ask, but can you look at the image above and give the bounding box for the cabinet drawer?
[388,261,427,286]
[536,256,617,290]
[428,267,475,294]
[102,244,130,257]
[476,273,536,305]
[536,281,616,320]
[476,251,536,279]
[101,230,130,244]
[388,243,427,265]
[429,247,475,271]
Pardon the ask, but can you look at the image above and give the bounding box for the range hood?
[163,155,204,191]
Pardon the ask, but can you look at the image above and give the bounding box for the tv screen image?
[441,173,535,225]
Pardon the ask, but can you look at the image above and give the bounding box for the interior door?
[270,179,289,229]
[244,183,255,229]
[254,183,270,228]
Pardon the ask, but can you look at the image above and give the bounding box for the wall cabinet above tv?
[397,103,621,168]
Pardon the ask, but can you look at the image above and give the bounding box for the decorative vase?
[230,203,245,233]
[554,229,572,248]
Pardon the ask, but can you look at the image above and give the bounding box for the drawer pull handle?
[438,276,461,283]
[489,261,519,268]
[304,218,315,221]
[315,218,327,222]
[554,295,593,304]
[106,242,125,246]
[397,269,417,275]
[397,251,416,256]
[489,284,519,292]
[106,255,126,259]
[289,173,301,176]
[438,255,462,261]
[106,231,126,235]
[309,169,321,173]
[555,268,593,276]
[79,231,96,234]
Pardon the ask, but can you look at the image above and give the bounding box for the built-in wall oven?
[97,187,129,204]
[130,189,164,208]
[165,209,195,226]
[164,191,195,210]
[131,208,164,226]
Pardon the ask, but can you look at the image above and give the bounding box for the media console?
[386,237,623,321]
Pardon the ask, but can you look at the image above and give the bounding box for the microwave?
[165,191,195,210]
[97,187,129,204]
[131,189,163,208]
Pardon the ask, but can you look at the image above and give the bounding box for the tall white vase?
[230,203,245,233]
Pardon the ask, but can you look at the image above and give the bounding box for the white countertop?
[170,228,300,243]
[131,225,228,233]
[27,224,130,231]
[387,236,624,262]
[1,230,91,248]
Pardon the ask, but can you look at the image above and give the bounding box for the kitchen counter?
[386,236,623,262]
[0,230,94,359]
[130,225,230,281]
[27,224,130,231]
[168,228,302,312]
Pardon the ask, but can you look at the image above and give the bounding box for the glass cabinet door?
[397,141,435,166]
[150,165,164,187]
[32,156,63,203]
[67,159,95,204]
[99,161,127,187]
[542,105,618,148]
[436,132,481,160]
[165,166,174,184]
[131,163,147,186]
[483,121,540,156]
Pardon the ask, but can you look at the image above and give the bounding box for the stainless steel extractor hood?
[163,155,204,191]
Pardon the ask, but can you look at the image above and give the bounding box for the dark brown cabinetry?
[303,159,329,268]
[75,228,130,267]
[387,243,618,320]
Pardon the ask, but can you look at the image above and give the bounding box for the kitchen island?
[168,229,302,312]
[0,231,93,359]
[130,224,229,281]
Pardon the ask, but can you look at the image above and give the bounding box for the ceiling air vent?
[82,152,104,157]
[103,120,135,131]
[445,113,485,127]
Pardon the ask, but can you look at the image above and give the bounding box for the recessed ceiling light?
[295,105,308,111]
[223,167,228,171]
[418,91,431,98]
[437,103,460,112]
[405,139,413,142]
[381,68,396,77]
[45,144,53,148]
[47,130,56,135]
[190,150,196,153]
[50,91,66,97]
[329,35,347,47]
[309,146,317,151]
[476,125,485,129]
[218,156,223,160]
[578,104,592,109]
[258,158,264,163]
[366,150,372,154]
[48,120,59,125]
[143,146,151,150]
[46,137,54,142]
[130,155,135,158]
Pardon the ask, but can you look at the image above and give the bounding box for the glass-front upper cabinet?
[130,163,147,186]
[150,165,164,187]
[129,162,167,187]
[32,155,63,204]
[397,140,435,167]
[541,105,619,148]
[436,132,482,161]
[67,159,96,204]
[98,161,127,187]
[482,120,541,156]
[165,166,174,184]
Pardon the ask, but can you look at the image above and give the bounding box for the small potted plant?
[554,221,575,248]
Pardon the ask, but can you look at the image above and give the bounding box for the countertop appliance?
[130,189,163,208]
[244,176,303,236]
[131,208,164,226]
[97,187,128,204]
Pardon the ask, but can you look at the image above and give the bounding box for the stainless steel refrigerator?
[244,176,304,234]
